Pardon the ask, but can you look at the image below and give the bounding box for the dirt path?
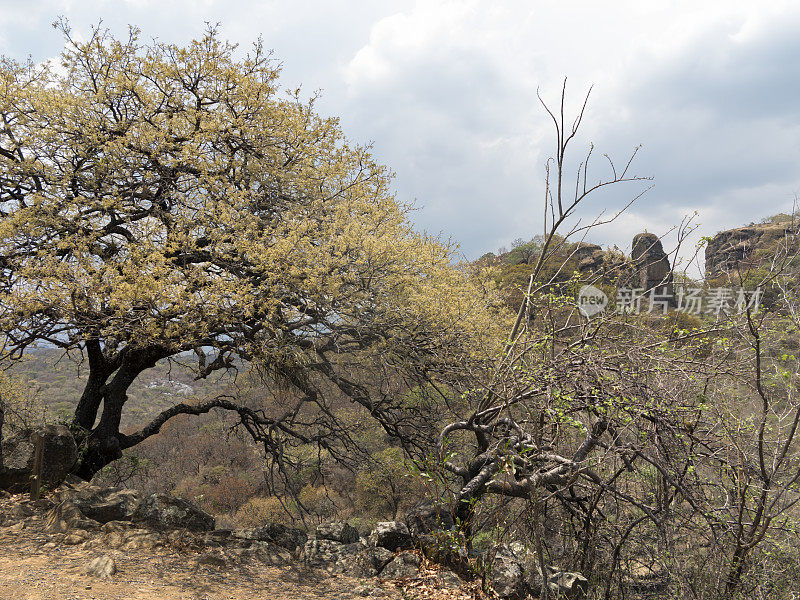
[0,524,402,600]
[0,493,481,600]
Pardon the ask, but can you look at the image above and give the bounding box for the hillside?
[6,350,239,428]
[705,213,800,278]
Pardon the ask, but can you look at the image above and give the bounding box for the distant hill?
[6,349,238,428]
[705,213,800,278]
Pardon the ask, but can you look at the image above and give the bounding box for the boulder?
[63,485,140,523]
[45,500,101,533]
[302,538,378,577]
[0,425,77,492]
[488,550,526,600]
[369,521,412,552]
[404,500,454,537]
[131,493,214,532]
[524,562,589,599]
[82,555,116,579]
[233,522,307,553]
[548,569,589,599]
[314,521,359,544]
[437,569,463,589]
[372,546,395,572]
[379,551,421,580]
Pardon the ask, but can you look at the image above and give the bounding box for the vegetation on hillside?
[0,23,506,479]
[3,24,800,600]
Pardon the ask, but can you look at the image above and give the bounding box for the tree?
[427,83,800,599]
[0,24,505,479]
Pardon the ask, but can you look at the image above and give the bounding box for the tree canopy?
[0,25,506,477]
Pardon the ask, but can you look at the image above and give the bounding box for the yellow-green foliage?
[0,368,43,433]
[298,484,340,519]
[0,26,508,389]
[234,496,296,527]
[354,447,423,518]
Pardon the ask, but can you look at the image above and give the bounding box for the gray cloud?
[2,1,799,272]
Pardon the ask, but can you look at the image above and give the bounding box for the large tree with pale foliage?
[0,25,505,478]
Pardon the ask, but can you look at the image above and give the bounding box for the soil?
[0,492,483,600]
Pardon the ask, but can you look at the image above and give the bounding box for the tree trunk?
[72,339,114,430]
[70,344,168,480]
[0,392,4,472]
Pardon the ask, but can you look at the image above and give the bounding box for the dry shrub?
[298,484,341,520]
[234,496,297,527]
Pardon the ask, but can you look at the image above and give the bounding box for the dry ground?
[0,492,484,600]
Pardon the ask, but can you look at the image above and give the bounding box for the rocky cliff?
[705,218,799,278]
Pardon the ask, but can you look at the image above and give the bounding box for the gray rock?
[369,521,412,552]
[488,551,526,600]
[549,569,589,599]
[0,425,77,492]
[64,485,140,523]
[131,493,214,532]
[302,538,380,577]
[315,521,359,544]
[379,551,421,580]
[45,500,101,533]
[303,538,347,566]
[82,555,116,579]
[404,500,454,537]
[233,522,307,553]
[524,563,589,599]
[437,569,463,589]
[372,546,395,571]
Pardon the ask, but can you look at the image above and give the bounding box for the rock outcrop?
[404,499,454,537]
[131,493,215,531]
[368,521,413,552]
[232,522,307,554]
[1,482,596,599]
[705,221,798,278]
[0,425,77,492]
[631,233,673,296]
[573,242,606,272]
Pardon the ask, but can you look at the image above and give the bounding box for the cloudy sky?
[2,0,799,273]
